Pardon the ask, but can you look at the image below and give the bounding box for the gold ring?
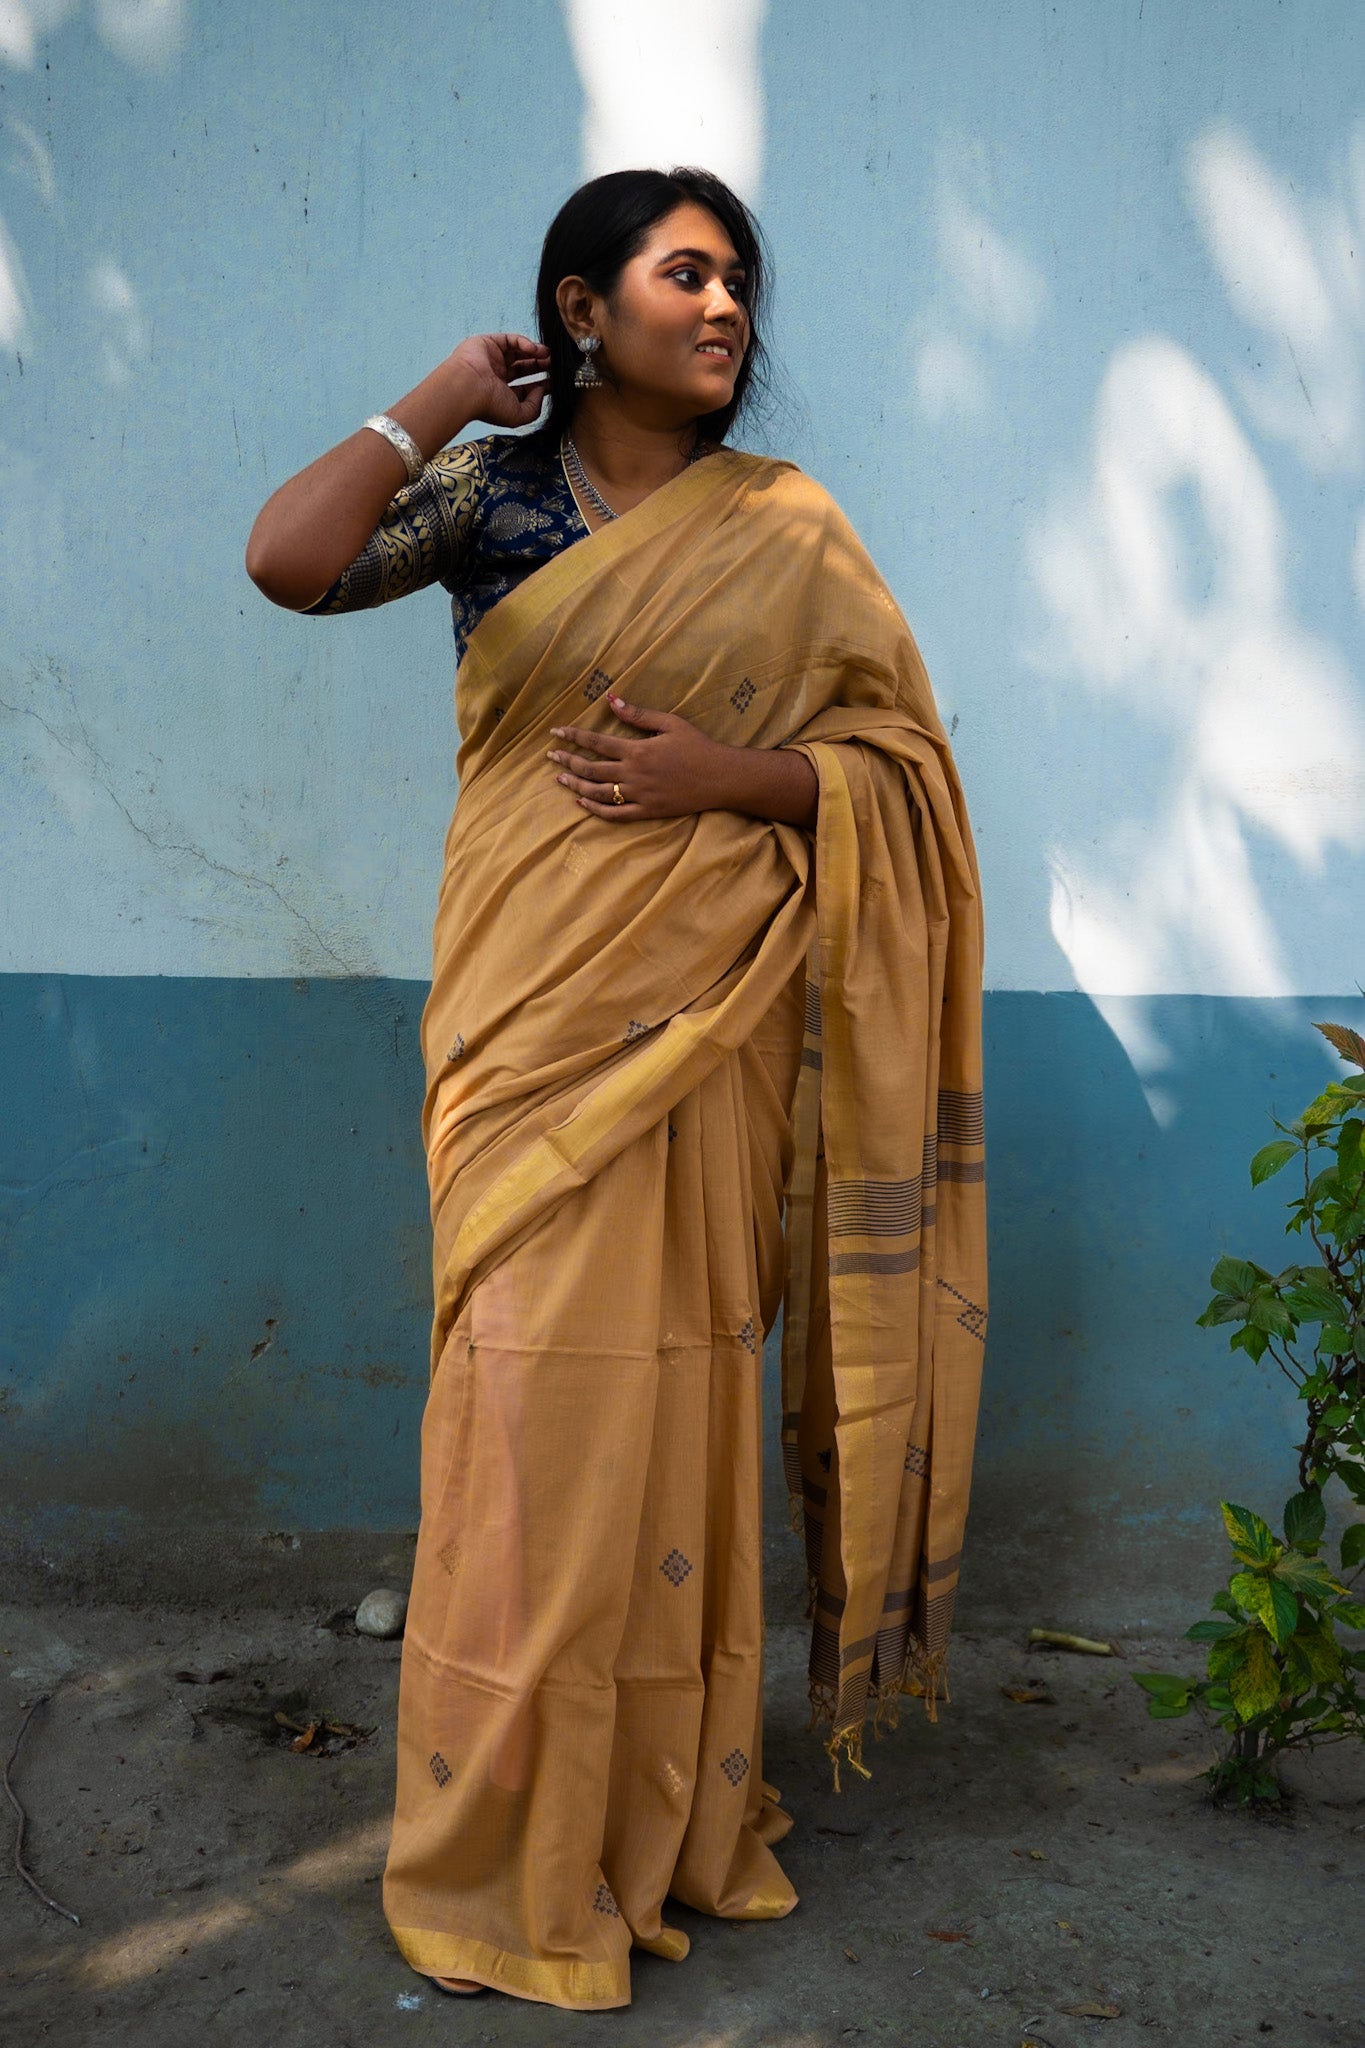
[612,782,625,806]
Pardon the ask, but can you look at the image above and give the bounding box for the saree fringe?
[805,1636,952,1791]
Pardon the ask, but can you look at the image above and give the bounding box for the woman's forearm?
[244,358,482,611]
[713,742,819,831]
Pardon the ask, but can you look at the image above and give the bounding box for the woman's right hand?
[445,332,551,430]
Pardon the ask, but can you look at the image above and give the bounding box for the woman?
[246,166,987,2013]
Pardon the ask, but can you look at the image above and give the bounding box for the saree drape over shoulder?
[383,447,987,2010]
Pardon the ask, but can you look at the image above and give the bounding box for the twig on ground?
[1027,1629,1120,1656]
[5,1693,82,1925]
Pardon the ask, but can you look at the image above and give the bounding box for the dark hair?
[522,165,774,454]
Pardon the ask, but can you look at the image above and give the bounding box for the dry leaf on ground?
[1001,1682,1056,1704]
[1060,2000,1121,2019]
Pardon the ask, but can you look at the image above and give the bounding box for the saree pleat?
[382,447,986,2006]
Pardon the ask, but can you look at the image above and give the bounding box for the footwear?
[428,1974,487,1997]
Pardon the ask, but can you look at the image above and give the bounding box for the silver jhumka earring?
[573,334,605,390]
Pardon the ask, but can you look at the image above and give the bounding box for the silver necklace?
[559,432,704,525]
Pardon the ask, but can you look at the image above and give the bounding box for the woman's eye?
[671,267,747,300]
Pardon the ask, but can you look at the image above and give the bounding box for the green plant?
[1134,1020,1365,1805]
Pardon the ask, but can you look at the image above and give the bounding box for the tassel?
[823,1721,873,1794]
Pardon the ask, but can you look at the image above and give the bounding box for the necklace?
[559,432,705,525]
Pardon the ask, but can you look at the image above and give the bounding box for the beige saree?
[382,447,987,2009]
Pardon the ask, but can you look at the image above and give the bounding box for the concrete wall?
[3,2,1363,1614]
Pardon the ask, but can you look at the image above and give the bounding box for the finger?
[550,754,617,782]
[554,765,624,796]
[549,725,628,758]
[575,792,644,820]
[607,693,671,731]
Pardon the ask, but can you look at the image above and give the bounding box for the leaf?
[1221,1503,1278,1564]
[1248,1292,1295,1338]
[1197,1294,1249,1328]
[1229,1325,1270,1362]
[1250,1139,1299,1185]
[1210,1257,1267,1298]
[1186,1618,1240,1641]
[1315,1021,1365,1069]
[1296,1625,1344,1685]
[1001,1683,1056,1704]
[1341,1523,1365,1570]
[1282,1489,1327,1549]
[1282,1272,1343,1324]
[1230,1571,1298,1642]
[1330,1599,1365,1629]
[925,1926,973,1942]
[1273,1550,1344,1599]
[1132,1672,1192,1703]
[1229,1629,1282,1721]
[1319,1327,1353,1356]
[1060,2002,1122,2020]
[1208,1631,1250,1679]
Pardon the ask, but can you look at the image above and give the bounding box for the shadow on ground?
[2,1595,1361,2047]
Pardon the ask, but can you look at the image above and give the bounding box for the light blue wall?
[2,3,1363,1590]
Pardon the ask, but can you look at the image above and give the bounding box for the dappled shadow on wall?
[1027,122,1365,1125]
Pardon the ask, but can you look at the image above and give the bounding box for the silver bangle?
[361,412,426,485]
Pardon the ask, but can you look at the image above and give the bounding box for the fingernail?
[550,727,564,736]
[608,694,624,708]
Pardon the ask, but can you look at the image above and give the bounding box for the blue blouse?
[303,432,592,663]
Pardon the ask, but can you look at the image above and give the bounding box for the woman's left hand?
[547,693,735,821]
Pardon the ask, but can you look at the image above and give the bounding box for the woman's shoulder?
[727,448,844,525]
[421,430,558,498]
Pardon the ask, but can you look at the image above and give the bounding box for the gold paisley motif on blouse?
[304,433,591,664]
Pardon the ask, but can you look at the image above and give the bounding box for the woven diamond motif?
[492,705,505,723]
[584,668,613,701]
[720,1746,750,1786]
[660,1547,692,1586]
[736,1317,757,1354]
[437,1538,461,1575]
[446,1033,466,1061]
[624,1019,650,1042]
[730,677,756,712]
[666,1119,677,1143]
[592,1881,620,1917]
[903,1443,928,1476]
[429,1751,452,1787]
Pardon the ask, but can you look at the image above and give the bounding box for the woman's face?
[565,200,752,423]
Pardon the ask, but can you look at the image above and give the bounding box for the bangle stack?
[361,412,426,485]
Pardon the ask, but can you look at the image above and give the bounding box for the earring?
[573,334,605,390]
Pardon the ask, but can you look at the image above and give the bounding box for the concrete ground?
[2,1578,1362,2048]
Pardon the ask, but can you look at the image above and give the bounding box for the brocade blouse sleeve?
[301,440,485,614]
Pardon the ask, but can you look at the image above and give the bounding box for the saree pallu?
[383,448,987,2009]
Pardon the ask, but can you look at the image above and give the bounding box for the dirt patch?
[2,1603,1362,2045]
